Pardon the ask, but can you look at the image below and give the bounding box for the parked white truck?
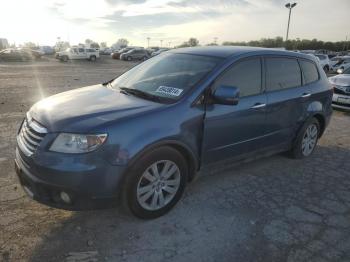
[56,47,99,62]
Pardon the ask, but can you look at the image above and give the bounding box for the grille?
[17,118,47,157]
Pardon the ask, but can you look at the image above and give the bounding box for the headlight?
[50,133,107,153]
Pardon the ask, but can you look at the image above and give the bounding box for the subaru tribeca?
[15,47,332,219]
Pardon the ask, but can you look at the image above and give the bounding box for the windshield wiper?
[119,87,163,103]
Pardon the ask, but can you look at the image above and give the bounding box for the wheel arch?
[127,140,199,182]
[313,113,326,138]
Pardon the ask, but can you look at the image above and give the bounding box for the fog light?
[60,191,71,204]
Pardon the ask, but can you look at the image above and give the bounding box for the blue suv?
[15,47,332,218]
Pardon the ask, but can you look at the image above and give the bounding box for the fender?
[300,100,327,137]
[122,139,199,182]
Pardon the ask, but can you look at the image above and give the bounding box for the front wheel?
[127,56,132,61]
[123,147,188,219]
[290,117,320,159]
[90,55,96,61]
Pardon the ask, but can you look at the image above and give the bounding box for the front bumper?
[332,93,350,110]
[14,147,127,210]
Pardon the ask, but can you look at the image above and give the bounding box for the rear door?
[202,57,268,164]
[264,56,310,146]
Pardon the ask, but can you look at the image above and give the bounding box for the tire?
[323,65,329,73]
[142,56,148,61]
[90,55,96,61]
[290,117,320,159]
[127,56,132,61]
[61,56,68,62]
[122,146,188,219]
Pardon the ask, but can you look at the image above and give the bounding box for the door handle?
[301,93,311,98]
[250,103,266,109]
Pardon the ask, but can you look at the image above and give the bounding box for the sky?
[0,0,349,47]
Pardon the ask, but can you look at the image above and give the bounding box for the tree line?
[18,36,350,52]
[223,37,350,51]
[176,37,350,52]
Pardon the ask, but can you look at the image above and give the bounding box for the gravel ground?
[0,56,350,262]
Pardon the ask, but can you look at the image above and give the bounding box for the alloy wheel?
[136,160,181,211]
[301,124,318,156]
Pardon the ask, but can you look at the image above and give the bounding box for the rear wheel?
[323,65,329,72]
[290,117,320,159]
[123,147,188,219]
[142,56,148,61]
[90,55,96,61]
[127,56,132,61]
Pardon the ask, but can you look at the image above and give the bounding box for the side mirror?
[212,85,240,105]
[337,68,344,74]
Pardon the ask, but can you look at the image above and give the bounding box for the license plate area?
[338,96,350,104]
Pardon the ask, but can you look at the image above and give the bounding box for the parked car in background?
[146,47,159,55]
[20,48,44,58]
[0,48,42,61]
[329,66,350,110]
[55,47,99,62]
[120,49,149,61]
[314,54,330,72]
[330,56,343,67]
[100,48,112,55]
[15,47,332,219]
[39,46,55,55]
[151,48,170,57]
[111,47,141,59]
[330,56,350,73]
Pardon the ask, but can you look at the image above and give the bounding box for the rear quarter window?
[265,57,301,91]
[299,60,319,84]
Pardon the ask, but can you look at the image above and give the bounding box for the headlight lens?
[50,133,107,153]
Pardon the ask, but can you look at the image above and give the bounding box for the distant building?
[0,38,9,50]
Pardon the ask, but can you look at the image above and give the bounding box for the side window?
[300,60,319,84]
[214,58,262,97]
[266,57,301,91]
[78,48,85,53]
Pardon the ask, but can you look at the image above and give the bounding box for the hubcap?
[302,124,318,156]
[137,160,181,211]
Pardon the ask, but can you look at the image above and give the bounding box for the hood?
[29,85,163,132]
[329,74,350,87]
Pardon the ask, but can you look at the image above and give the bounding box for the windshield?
[111,53,222,102]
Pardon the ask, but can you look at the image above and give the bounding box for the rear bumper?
[15,147,127,210]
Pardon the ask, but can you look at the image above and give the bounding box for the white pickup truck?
[56,47,99,62]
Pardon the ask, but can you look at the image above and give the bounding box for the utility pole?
[147,37,150,48]
[285,3,297,41]
[160,40,163,47]
[343,36,348,51]
[213,37,218,45]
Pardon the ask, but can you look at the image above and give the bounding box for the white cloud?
[0,0,348,46]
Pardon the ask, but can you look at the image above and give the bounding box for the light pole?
[147,37,150,48]
[285,2,297,41]
[160,40,163,47]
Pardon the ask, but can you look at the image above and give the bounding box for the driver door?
[202,57,268,164]
[78,48,86,59]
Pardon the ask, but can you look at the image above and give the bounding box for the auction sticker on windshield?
[156,86,183,96]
